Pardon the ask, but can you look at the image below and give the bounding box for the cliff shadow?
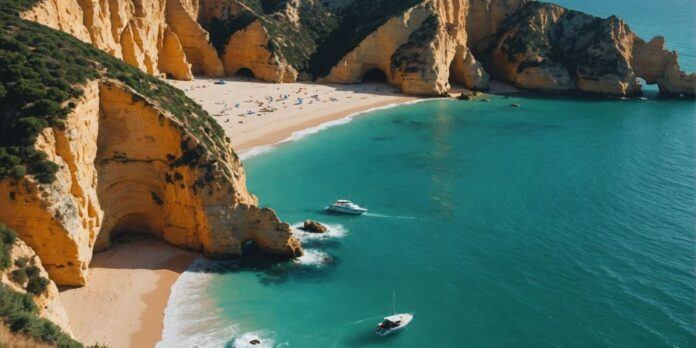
[81,234,197,274]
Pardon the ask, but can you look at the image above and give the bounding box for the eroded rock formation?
[22,0,223,80]
[319,0,527,95]
[222,19,298,82]
[22,0,695,97]
[0,79,301,286]
[479,2,696,96]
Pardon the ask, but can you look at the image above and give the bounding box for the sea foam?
[158,258,236,348]
[293,249,333,267]
[290,222,347,241]
[231,330,277,348]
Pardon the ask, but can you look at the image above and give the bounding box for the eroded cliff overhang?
[0,79,301,286]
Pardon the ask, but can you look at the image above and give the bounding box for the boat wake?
[293,249,333,267]
[348,315,385,325]
[232,330,277,348]
[291,222,347,241]
[158,258,237,348]
[363,212,416,220]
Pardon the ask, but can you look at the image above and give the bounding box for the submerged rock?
[457,90,476,100]
[301,220,328,233]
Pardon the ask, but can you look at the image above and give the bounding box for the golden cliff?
[0,78,301,286]
[479,2,696,97]
[320,0,527,96]
[22,0,694,97]
[22,0,224,80]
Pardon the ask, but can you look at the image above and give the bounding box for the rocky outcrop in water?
[479,2,696,97]
[301,220,327,233]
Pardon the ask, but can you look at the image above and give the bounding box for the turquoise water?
[204,96,695,347]
[185,2,696,347]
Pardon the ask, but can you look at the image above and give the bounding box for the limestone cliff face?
[321,4,433,88]
[480,2,696,96]
[23,0,694,97]
[197,0,316,82]
[321,0,526,95]
[166,0,225,76]
[466,0,530,51]
[22,0,223,80]
[0,79,301,286]
[1,238,72,336]
[222,19,298,82]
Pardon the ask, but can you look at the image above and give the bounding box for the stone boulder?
[301,220,328,233]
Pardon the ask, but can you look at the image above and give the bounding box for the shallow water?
[197,96,695,347]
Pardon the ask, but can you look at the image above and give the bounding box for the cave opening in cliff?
[449,59,463,87]
[235,67,256,79]
[361,68,388,83]
[109,212,162,241]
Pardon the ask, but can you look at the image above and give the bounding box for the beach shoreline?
[167,78,420,154]
[59,235,197,347]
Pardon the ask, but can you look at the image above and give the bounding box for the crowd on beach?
[177,80,400,124]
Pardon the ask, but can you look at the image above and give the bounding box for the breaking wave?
[157,258,236,348]
[290,222,348,241]
[238,145,274,161]
[293,249,333,267]
[231,330,277,348]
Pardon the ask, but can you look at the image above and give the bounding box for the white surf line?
[158,258,237,348]
[238,99,430,161]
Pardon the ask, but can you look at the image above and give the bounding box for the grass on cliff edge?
[0,224,81,348]
[0,0,230,185]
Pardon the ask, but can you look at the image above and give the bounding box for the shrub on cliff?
[0,223,80,347]
[0,284,81,348]
[0,223,16,270]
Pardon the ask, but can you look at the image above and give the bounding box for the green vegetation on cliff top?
[0,0,229,185]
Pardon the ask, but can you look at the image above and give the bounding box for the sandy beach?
[167,78,418,153]
[59,235,198,347]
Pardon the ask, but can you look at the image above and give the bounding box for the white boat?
[376,313,414,336]
[376,291,413,336]
[326,199,367,215]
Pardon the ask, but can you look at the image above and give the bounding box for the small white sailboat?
[326,194,367,215]
[376,291,413,336]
